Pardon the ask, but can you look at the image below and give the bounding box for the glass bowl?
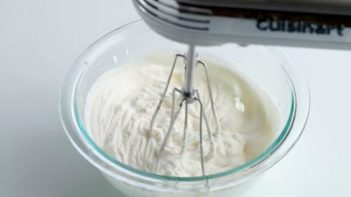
[59,20,310,197]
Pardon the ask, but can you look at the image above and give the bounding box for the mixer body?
[134,0,351,49]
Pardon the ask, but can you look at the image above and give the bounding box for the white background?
[1,0,350,196]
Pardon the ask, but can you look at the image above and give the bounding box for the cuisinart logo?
[256,17,344,36]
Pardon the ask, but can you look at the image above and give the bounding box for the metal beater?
[134,0,351,175]
[147,45,219,176]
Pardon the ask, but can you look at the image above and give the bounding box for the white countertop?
[1,1,350,196]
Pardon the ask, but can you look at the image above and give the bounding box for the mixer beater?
[147,45,220,176]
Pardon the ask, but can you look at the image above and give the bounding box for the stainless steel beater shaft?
[184,45,196,95]
[148,46,218,176]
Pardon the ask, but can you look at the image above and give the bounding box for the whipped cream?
[85,53,279,177]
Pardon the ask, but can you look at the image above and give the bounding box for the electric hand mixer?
[133,0,351,176]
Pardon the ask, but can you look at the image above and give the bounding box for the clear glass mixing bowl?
[59,20,310,197]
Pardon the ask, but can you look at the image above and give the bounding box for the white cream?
[85,54,279,177]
